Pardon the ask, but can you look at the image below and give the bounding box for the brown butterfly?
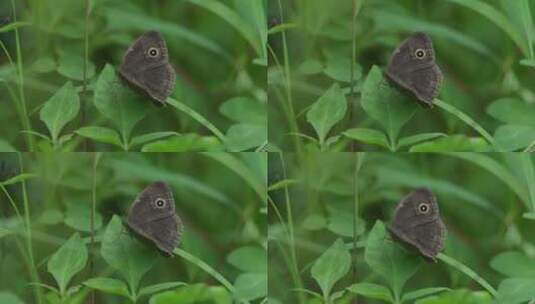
[118,31,176,105]
[388,188,446,262]
[127,181,183,257]
[386,32,443,107]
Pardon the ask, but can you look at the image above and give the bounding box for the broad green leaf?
[402,288,450,302]
[31,56,56,73]
[57,53,95,81]
[149,284,231,304]
[409,135,490,152]
[227,246,267,273]
[141,134,222,152]
[233,273,267,301]
[75,126,123,148]
[219,97,266,125]
[302,214,327,231]
[130,132,179,148]
[365,221,421,298]
[83,277,130,298]
[225,124,266,151]
[326,206,365,237]
[297,59,323,75]
[0,139,16,152]
[343,128,390,149]
[94,64,150,141]
[496,278,535,304]
[47,233,88,295]
[323,53,362,83]
[397,133,447,149]
[0,292,24,304]
[415,289,492,304]
[101,216,157,292]
[139,282,187,298]
[490,251,535,278]
[38,209,64,225]
[347,283,393,302]
[306,83,347,144]
[311,238,351,297]
[361,66,417,142]
[487,98,535,127]
[40,81,80,142]
[64,203,103,232]
[494,124,535,151]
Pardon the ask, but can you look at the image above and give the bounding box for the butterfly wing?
[127,181,182,256]
[386,32,442,106]
[119,31,176,105]
[389,188,446,261]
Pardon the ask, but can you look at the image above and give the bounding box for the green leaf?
[297,59,323,75]
[227,246,267,273]
[141,134,222,152]
[397,133,447,149]
[487,98,535,127]
[94,64,150,141]
[83,277,130,298]
[0,292,24,304]
[306,83,347,144]
[0,173,37,186]
[494,124,535,151]
[343,128,390,149]
[402,288,450,302]
[139,282,187,298]
[326,206,365,237]
[496,278,535,304]
[409,135,490,152]
[0,139,17,152]
[302,214,327,231]
[361,66,417,142]
[490,251,535,278]
[219,97,266,125]
[101,216,157,292]
[57,53,95,81]
[31,56,56,73]
[40,82,80,143]
[233,273,267,301]
[75,126,123,148]
[323,53,362,82]
[311,238,351,297]
[37,209,64,225]
[365,221,421,298]
[47,233,88,295]
[64,203,102,233]
[347,283,393,302]
[415,289,492,304]
[149,283,231,304]
[130,132,180,148]
[225,124,266,151]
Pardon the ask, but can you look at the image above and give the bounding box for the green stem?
[11,0,34,151]
[166,97,226,143]
[174,248,250,304]
[434,99,496,147]
[17,153,42,304]
[437,252,498,297]
[81,0,90,151]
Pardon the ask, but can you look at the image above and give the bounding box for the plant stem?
[434,99,496,147]
[276,0,302,155]
[89,153,101,304]
[437,252,498,297]
[11,0,34,151]
[166,97,226,143]
[80,0,90,151]
[18,153,42,304]
[278,153,306,304]
[174,248,250,304]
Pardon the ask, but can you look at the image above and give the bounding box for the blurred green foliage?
[0,152,267,303]
[268,152,535,303]
[268,0,535,152]
[0,0,267,152]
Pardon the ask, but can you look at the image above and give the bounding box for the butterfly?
[118,31,176,105]
[386,32,443,107]
[127,181,183,256]
[388,188,446,262]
